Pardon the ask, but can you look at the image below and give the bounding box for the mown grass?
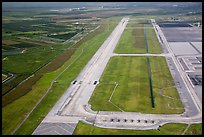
[145,24,162,53]
[126,23,144,28]
[73,122,202,135]
[114,18,161,54]
[114,27,146,54]
[149,56,184,114]
[2,16,122,135]
[89,56,184,114]
[127,18,149,25]
[89,56,150,112]
[185,124,202,135]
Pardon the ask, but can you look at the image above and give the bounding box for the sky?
[2,2,202,11]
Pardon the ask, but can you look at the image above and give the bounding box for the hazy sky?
[2,2,202,11]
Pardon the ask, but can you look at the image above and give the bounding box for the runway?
[33,17,202,135]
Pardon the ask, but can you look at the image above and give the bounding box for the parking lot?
[159,22,202,42]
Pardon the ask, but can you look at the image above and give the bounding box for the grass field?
[2,16,122,135]
[114,18,161,54]
[2,9,97,96]
[145,24,162,53]
[127,18,149,24]
[2,74,8,81]
[89,56,184,114]
[126,23,144,28]
[2,10,101,105]
[149,56,184,113]
[2,5,202,135]
[184,124,202,135]
[47,32,78,40]
[114,26,146,54]
[73,122,202,135]
[2,43,71,105]
[2,45,68,75]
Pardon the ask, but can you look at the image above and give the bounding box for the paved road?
[33,17,202,135]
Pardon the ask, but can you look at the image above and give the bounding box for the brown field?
[2,40,21,46]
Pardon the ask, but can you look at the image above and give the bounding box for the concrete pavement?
[33,17,202,135]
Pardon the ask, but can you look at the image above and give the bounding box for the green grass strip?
[73,121,202,135]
